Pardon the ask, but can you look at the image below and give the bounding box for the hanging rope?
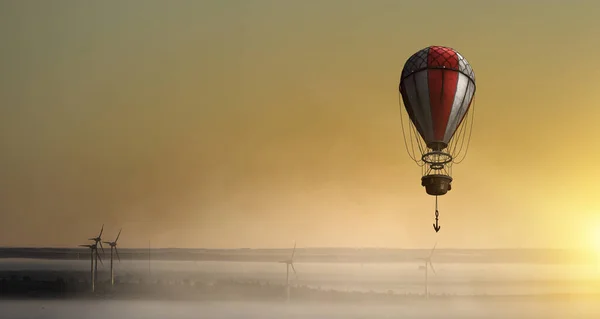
[433,196,441,233]
[435,196,439,218]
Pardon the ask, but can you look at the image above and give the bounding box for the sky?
[0,0,599,250]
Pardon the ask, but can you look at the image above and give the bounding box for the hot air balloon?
[398,46,477,231]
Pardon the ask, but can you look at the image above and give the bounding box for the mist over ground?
[2,250,600,318]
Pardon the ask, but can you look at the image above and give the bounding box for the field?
[4,299,600,319]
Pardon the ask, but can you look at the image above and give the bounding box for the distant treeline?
[0,248,594,264]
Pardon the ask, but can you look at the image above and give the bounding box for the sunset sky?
[1,1,599,250]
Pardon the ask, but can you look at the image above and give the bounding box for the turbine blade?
[428,261,436,274]
[291,241,296,260]
[99,224,104,237]
[115,247,121,262]
[97,252,104,265]
[291,263,297,275]
[429,242,437,258]
[99,241,105,253]
[115,228,122,242]
[88,238,96,241]
[102,242,110,245]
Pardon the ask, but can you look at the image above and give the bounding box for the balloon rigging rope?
[408,114,427,164]
[454,96,476,164]
[397,94,418,162]
[398,94,425,166]
[450,107,470,159]
[408,119,419,159]
[398,90,475,167]
[449,97,472,158]
[410,120,427,166]
[448,108,464,153]
[455,111,471,160]
[405,102,426,164]
[447,99,470,163]
[456,99,474,158]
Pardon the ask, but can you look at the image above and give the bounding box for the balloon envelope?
[399,46,476,151]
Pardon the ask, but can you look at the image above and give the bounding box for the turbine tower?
[88,224,105,287]
[103,228,122,286]
[78,244,97,292]
[417,242,437,298]
[278,241,297,302]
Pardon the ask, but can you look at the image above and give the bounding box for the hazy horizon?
[1,1,600,251]
[0,245,596,253]
[0,246,590,250]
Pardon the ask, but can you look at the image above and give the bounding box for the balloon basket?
[421,174,452,196]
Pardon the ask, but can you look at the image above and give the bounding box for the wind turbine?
[278,241,297,302]
[417,242,437,298]
[103,228,122,286]
[88,225,105,287]
[79,243,99,292]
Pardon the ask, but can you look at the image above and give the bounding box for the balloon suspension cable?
[398,94,425,167]
[432,196,441,233]
[452,96,477,164]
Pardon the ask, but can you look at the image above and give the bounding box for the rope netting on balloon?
[397,95,476,177]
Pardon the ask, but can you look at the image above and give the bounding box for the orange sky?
[0,1,599,249]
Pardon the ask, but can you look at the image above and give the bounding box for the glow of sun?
[592,228,600,256]
[585,222,600,270]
